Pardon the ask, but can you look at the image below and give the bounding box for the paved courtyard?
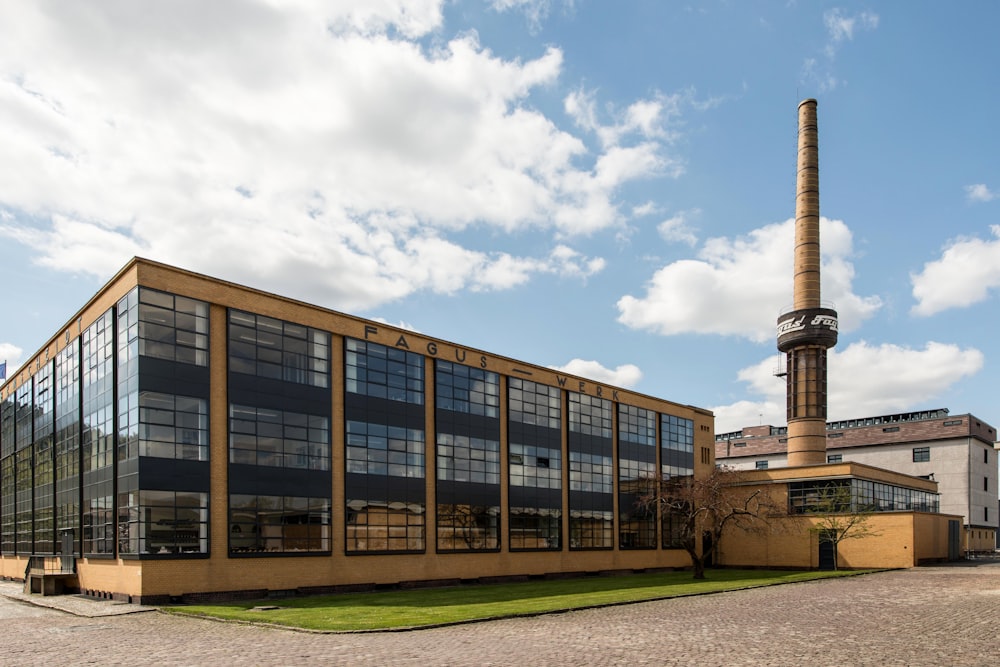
[2,561,999,666]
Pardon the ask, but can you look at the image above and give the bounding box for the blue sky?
[1,1,998,433]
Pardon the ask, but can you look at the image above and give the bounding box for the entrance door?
[60,530,75,574]
[818,530,837,570]
[948,520,961,561]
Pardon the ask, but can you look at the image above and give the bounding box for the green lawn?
[165,569,869,632]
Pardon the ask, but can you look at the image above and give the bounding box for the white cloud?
[712,340,984,433]
[910,225,1000,316]
[801,10,878,93]
[824,9,879,48]
[548,359,642,387]
[965,183,997,203]
[657,210,699,246]
[0,1,672,311]
[490,0,569,32]
[616,218,882,342]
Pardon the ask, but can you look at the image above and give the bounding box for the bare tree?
[804,483,881,570]
[639,466,778,579]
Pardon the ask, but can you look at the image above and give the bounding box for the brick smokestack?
[777,99,839,466]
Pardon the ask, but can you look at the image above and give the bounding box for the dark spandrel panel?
[228,463,331,498]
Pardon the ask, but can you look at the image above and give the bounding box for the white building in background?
[715,409,999,553]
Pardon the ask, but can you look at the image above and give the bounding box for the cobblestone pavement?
[3,562,999,666]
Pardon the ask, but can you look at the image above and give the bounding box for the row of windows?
[229,310,330,388]
[568,393,613,438]
[509,444,562,488]
[230,404,330,471]
[345,420,425,478]
[508,378,561,429]
[345,338,424,403]
[436,361,500,418]
[569,452,614,494]
[119,287,210,368]
[436,434,501,484]
[788,479,940,514]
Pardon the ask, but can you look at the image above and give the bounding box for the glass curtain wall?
[661,414,694,548]
[33,362,55,554]
[228,309,331,555]
[1,395,15,553]
[344,338,425,553]
[618,404,657,549]
[435,360,501,552]
[568,392,614,549]
[507,378,562,550]
[82,311,116,556]
[55,342,81,555]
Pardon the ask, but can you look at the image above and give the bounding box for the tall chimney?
[777,99,838,467]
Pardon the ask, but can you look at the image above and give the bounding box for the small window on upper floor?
[912,447,930,463]
[755,460,768,470]
[985,448,990,464]
[827,454,842,463]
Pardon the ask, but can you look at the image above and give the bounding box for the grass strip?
[165,569,868,632]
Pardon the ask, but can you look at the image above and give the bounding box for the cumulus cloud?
[965,183,997,203]
[911,225,1000,316]
[616,218,882,342]
[548,359,643,387]
[712,340,984,433]
[0,1,671,311]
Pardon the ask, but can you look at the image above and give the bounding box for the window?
[661,414,694,478]
[912,447,930,462]
[756,461,769,470]
[230,405,329,471]
[229,310,329,387]
[229,494,330,553]
[568,393,612,438]
[883,426,900,433]
[435,361,499,417]
[346,421,424,478]
[985,448,990,464]
[985,477,989,492]
[569,451,613,493]
[345,338,423,403]
[118,490,209,555]
[986,507,990,522]
[827,454,842,463]
[139,392,209,461]
[129,288,209,366]
[508,378,560,429]
[701,447,711,465]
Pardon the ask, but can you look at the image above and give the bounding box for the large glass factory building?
[0,258,714,603]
